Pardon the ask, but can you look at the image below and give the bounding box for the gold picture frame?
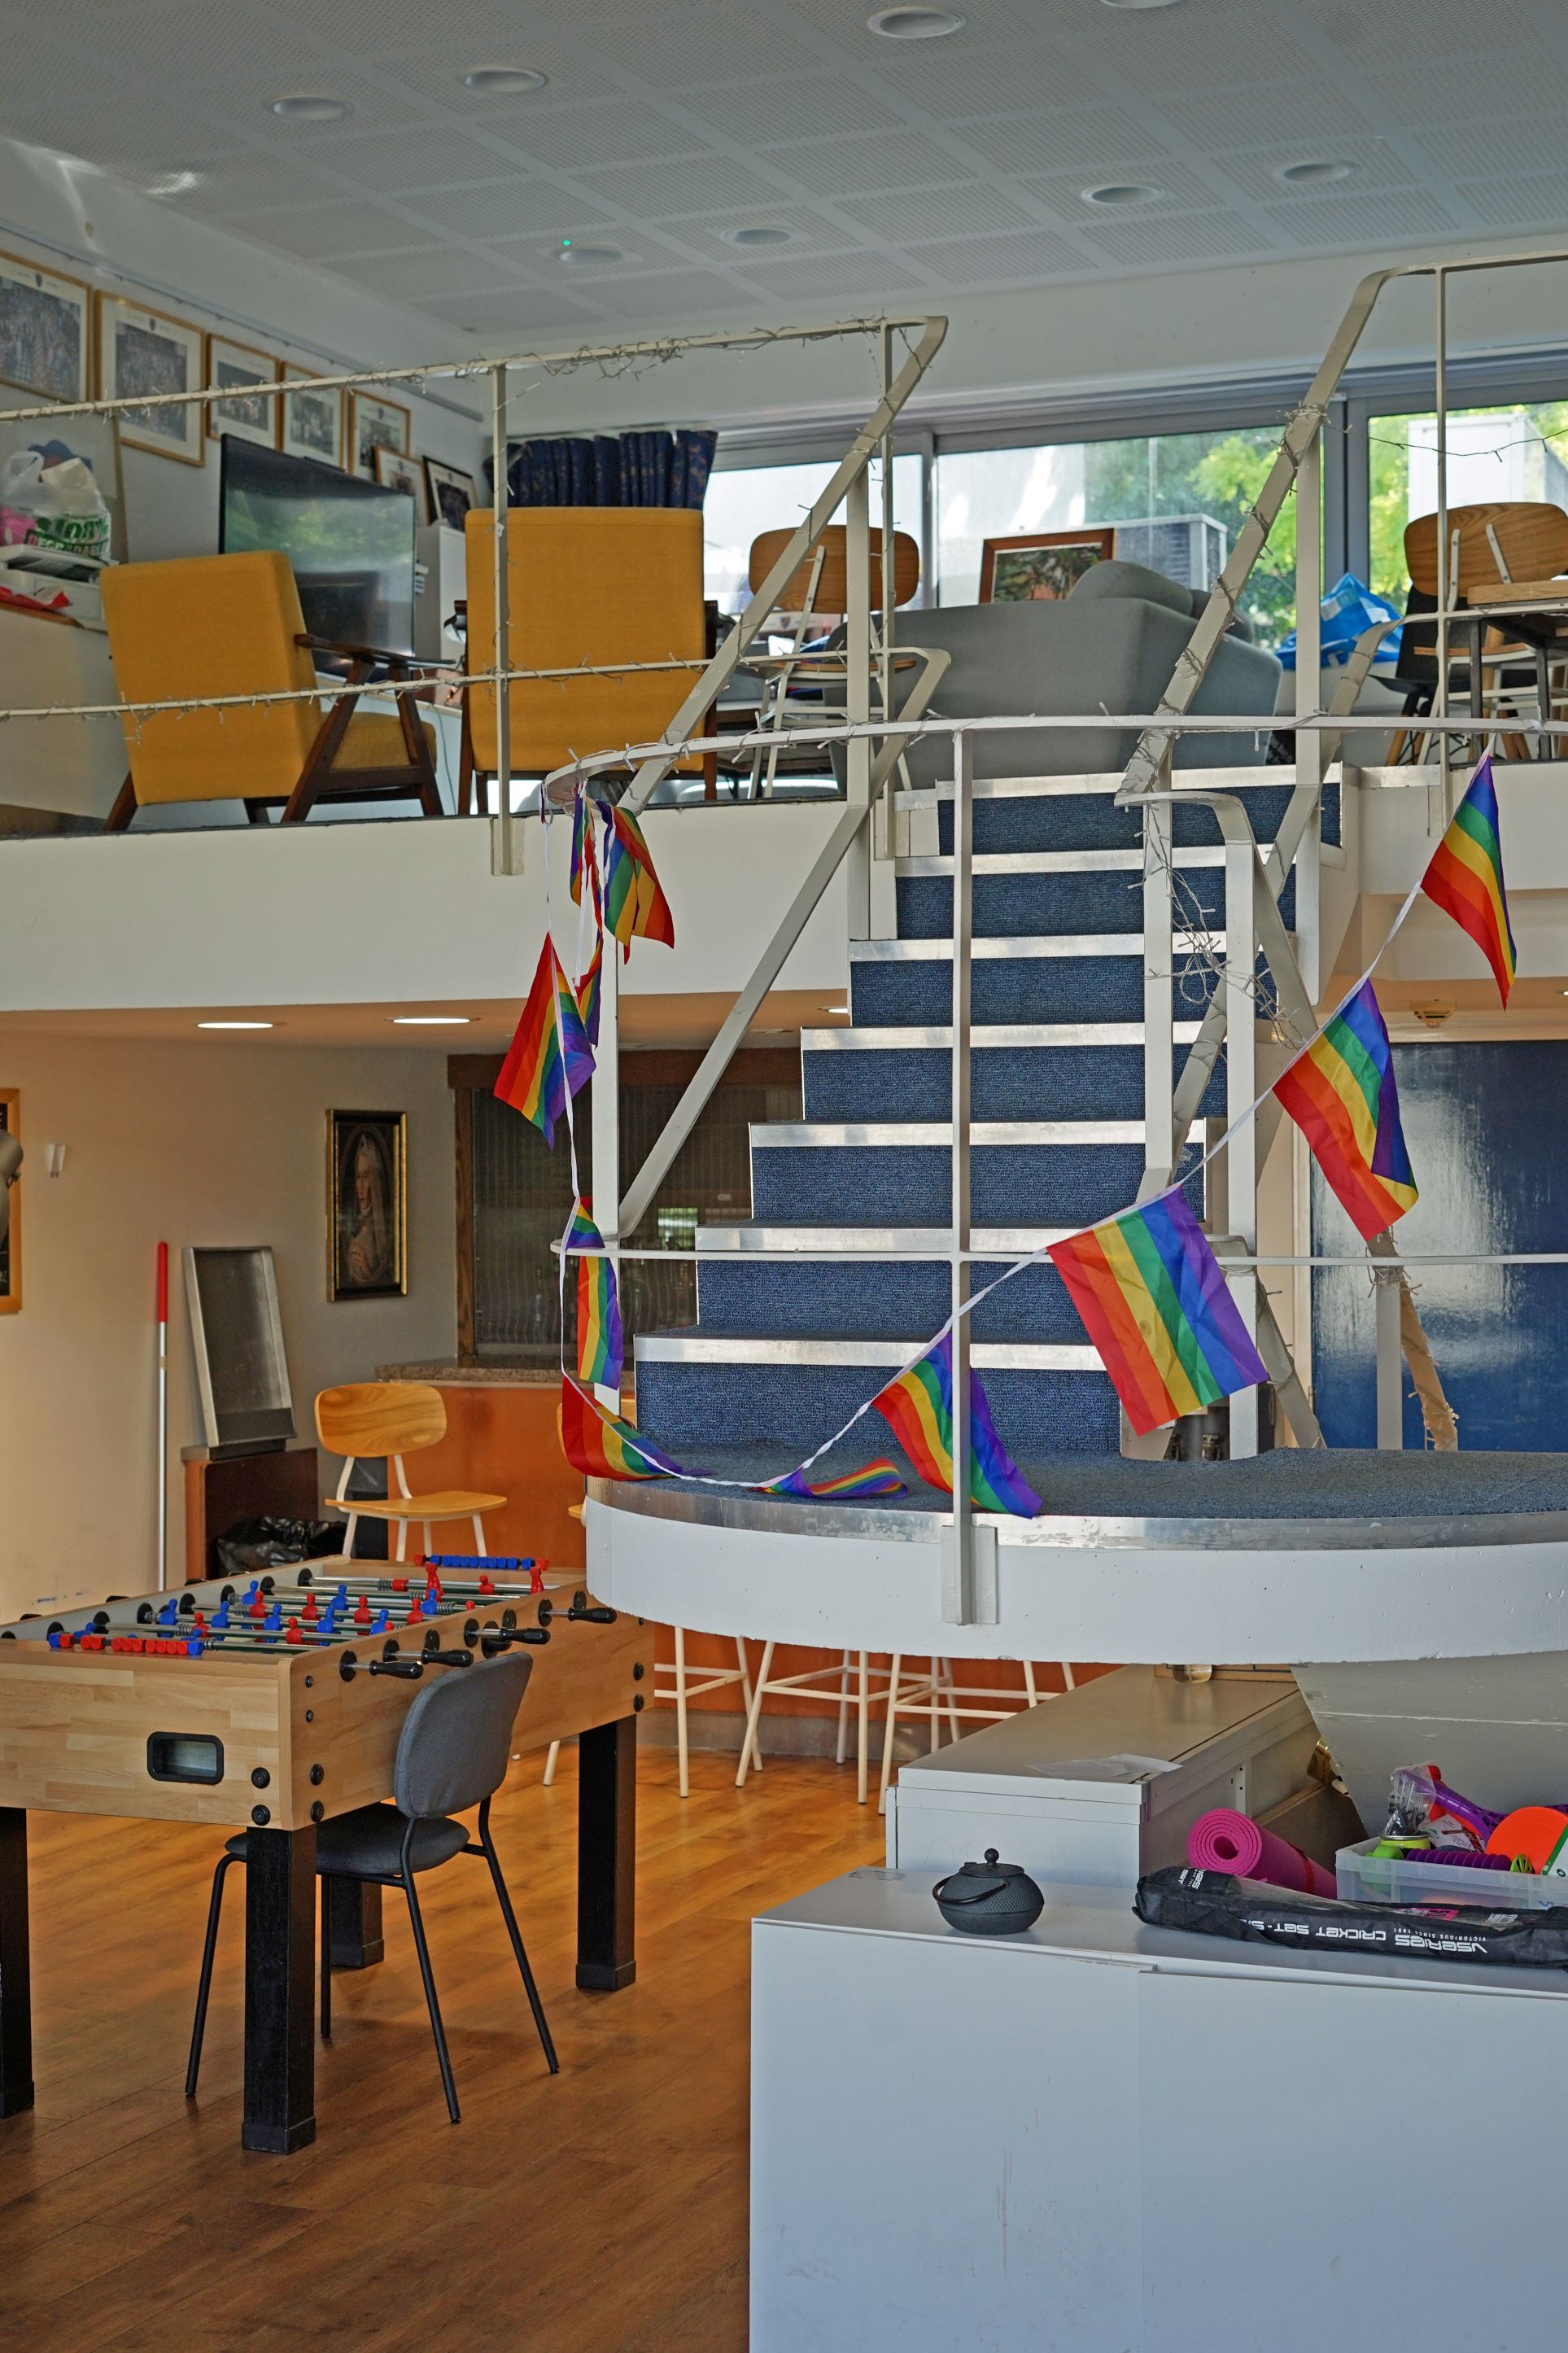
[280,364,345,469]
[0,249,92,404]
[0,1088,19,1314]
[373,441,428,518]
[329,1109,408,1301]
[979,527,1116,603]
[347,387,411,480]
[206,333,277,447]
[97,294,205,466]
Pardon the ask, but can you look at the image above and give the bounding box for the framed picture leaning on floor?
[329,1109,407,1300]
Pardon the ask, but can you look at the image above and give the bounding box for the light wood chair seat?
[316,1380,509,1562]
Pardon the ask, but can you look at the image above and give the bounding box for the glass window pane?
[704,453,923,616]
[936,424,1297,649]
[1369,400,1568,606]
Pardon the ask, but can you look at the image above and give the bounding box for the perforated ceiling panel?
[5,0,1566,343]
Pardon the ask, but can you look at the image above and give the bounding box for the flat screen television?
[219,435,416,659]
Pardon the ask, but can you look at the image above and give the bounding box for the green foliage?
[1080,425,1299,649]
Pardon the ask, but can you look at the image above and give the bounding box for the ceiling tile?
[873,42,1104,117]
[500,100,711,169]
[736,249,929,300]
[70,0,330,82]
[1259,187,1463,249]
[400,181,616,239]
[334,247,531,299]
[784,0,1059,60]
[675,209,864,260]
[317,128,519,194]
[1077,212,1270,269]
[949,107,1144,177]
[1451,172,1568,230]
[584,270,765,318]
[1154,77,1375,152]
[1093,7,1319,92]
[1358,55,1568,125]
[414,287,601,330]
[679,72,904,147]
[4,94,220,171]
[1306,0,1541,66]
[1219,138,1417,205]
[579,11,818,85]
[897,227,1094,282]
[194,154,351,214]
[236,199,427,259]
[485,226,691,277]
[762,130,976,198]
[1018,158,1221,221]
[836,183,1038,242]
[575,153,791,217]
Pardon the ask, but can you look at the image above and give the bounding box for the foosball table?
[0,1554,651,2151]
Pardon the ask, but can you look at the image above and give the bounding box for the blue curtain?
[486,428,716,510]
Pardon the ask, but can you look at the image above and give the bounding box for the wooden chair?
[744,523,921,798]
[456,506,710,811]
[1395,502,1568,760]
[99,549,444,828]
[317,1381,506,1561]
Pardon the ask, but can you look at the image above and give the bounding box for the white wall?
[0,1034,456,1618]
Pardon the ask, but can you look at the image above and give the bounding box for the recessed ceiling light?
[391,1015,473,1026]
[1100,0,1188,10]
[461,65,548,94]
[723,224,795,248]
[268,93,352,121]
[557,240,625,267]
[142,169,203,198]
[1082,182,1165,206]
[867,5,965,37]
[1275,158,1356,186]
[197,1019,274,1030]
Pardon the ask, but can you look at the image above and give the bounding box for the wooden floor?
[0,1748,883,2353]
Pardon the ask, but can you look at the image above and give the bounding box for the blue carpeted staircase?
[633,774,1313,1467]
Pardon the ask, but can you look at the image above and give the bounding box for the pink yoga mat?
[1186,1808,1336,1899]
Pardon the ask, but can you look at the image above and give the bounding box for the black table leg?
[242,1826,316,2154]
[576,1713,635,1992]
[0,1808,32,2119]
[326,1878,383,1970]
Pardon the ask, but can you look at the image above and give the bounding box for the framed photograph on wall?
[423,457,475,531]
[329,1109,407,1301]
[0,250,91,404]
[373,442,428,517]
[280,364,344,469]
[97,295,204,466]
[348,387,411,480]
[979,527,1116,604]
[206,334,277,447]
[0,1089,19,1314]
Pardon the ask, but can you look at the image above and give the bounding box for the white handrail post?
[1435,266,1454,822]
[845,467,872,940]
[1374,1268,1403,1449]
[594,944,622,1410]
[942,728,990,1625]
[1293,423,1323,1001]
[1225,830,1260,1459]
[489,361,521,877]
[1138,754,1175,1200]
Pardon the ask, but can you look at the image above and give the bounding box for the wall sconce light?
[43,1143,66,1176]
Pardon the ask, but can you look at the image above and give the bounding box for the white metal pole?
[845,467,872,940]
[155,1240,168,1592]
[1375,1271,1403,1450]
[490,361,518,876]
[1293,427,1323,1001]
[1224,837,1260,1459]
[944,729,975,1620]
[1435,269,1452,821]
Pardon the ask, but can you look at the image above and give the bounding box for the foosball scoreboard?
[0,1555,651,2151]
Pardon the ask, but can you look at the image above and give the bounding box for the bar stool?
[735,1646,897,1806]
[877,1655,1074,1813]
[661,1627,762,1797]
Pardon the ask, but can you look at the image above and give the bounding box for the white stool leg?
[736,1640,773,1788]
[940,1656,962,1746]
[928,1655,941,1752]
[1060,1660,1077,1691]
[471,1515,487,1556]
[341,1511,359,1561]
[542,1741,560,1786]
[395,1518,408,1564]
[878,1652,903,1814]
[835,1650,852,1766]
[857,1651,870,1805]
[735,1638,762,1773]
[422,1521,434,1564]
[674,1625,690,1800]
[1023,1660,1038,1708]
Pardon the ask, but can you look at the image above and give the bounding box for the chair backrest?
[100,549,321,805]
[315,1380,448,1463]
[393,1651,533,1818]
[463,507,706,772]
[748,524,920,614]
[1404,502,1568,599]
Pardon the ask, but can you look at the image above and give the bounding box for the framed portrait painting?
[979,527,1116,604]
[97,295,204,466]
[0,250,91,404]
[0,1089,18,1314]
[280,365,345,469]
[348,388,411,480]
[423,457,475,532]
[206,334,277,447]
[373,442,428,517]
[329,1110,407,1301]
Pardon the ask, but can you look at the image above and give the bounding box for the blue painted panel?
[1312,1041,1568,1452]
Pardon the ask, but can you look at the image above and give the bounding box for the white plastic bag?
[0,444,111,564]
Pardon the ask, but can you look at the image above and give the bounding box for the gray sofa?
[885,559,1282,785]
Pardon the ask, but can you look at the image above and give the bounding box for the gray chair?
[186,1651,557,2125]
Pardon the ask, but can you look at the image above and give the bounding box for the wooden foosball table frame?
[0,1565,652,2151]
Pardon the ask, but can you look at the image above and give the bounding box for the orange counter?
[377,1365,586,1573]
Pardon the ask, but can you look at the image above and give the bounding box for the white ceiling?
[8,0,1568,341]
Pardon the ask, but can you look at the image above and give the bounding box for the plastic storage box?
[1337,1838,1563,1910]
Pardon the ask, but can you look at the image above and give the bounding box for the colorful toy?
[1186,1808,1336,1898]
[1486,1806,1568,1876]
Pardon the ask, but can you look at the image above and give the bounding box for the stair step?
[800,1022,1202,1051]
[897,768,1340,855]
[798,1024,1222,1122]
[635,1335,1098,1369]
[849,938,1221,1026]
[693,1249,1085,1341]
[753,1121,1147,1146]
[893,865,1294,941]
[632,1355,1120,1454]
[748,1130,1198,1226]
[893,848,1267,877]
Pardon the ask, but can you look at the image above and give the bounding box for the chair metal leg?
[400,1871,460,2124]
[186,1852,235,2098]
[542,1741,560,1787]
[735,1638,762,1775]
[478,1799,558,2074]
[736,1639,773,1787]
[319,1878,333,2040]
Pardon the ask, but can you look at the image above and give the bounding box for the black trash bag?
[1136,1865,1568,1972]
[215,1515,346,1579]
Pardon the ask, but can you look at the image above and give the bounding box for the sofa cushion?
[1068,558,1195,619]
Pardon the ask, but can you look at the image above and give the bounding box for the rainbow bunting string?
[494,939,594,1147]
[1048,1189,1269,1438]
[574,936,602,1048]
[604,806,675,951]
[758,1459,906,1501]
[1272,978,1417,1242]
[569,786,595,907]
[566,1202,622,1392]
[873,1336,1042,1516]
[1421,754,1516,1005]
[558,1377,686,1482]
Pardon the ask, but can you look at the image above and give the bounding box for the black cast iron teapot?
[932,1848,1045,1936]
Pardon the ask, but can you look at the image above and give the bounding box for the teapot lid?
[956,1847,1026,1878]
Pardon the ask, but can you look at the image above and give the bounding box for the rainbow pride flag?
[574,937,602,1048]
[558,1377,686,1482]
[566,1202,622,1391]
[604,807,675,951]
[757,1459,906,1501]
[1273,978,1417,1241]
[569,786,596,907]
[495,939,593,1147]
[873,1337,1042,1516]
[1049,1190,1269,1438]
[1421,754,1516,1005]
